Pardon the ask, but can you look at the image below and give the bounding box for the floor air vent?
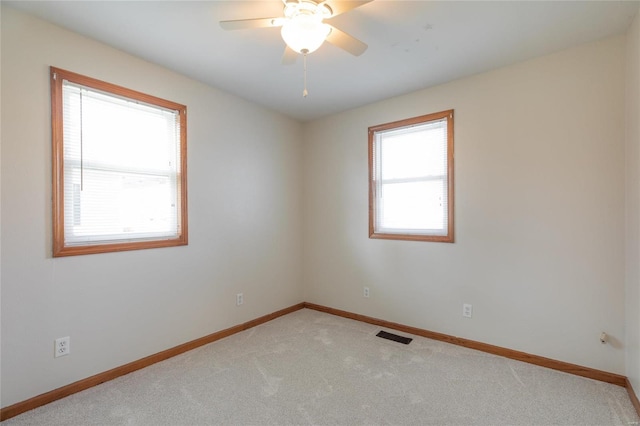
[376,330,412,345]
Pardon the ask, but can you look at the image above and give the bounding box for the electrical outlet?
[462,303,473,318]
[236,293,243,306]
[363,287,370,298]
[55,336,70,357]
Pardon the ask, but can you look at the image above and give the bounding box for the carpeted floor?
[3,308,639,425]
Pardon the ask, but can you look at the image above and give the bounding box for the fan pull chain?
[303,52,308,98]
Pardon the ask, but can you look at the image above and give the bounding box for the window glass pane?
[379,119,447,180]
[63,84,179,172]
[55,71,185,252]
[380,181,446,232]
[64,168,178,244]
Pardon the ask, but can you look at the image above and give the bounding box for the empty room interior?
[1,0,640,424]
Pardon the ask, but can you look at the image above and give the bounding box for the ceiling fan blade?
[323,0,373,18]
[220,17,283,31]
[282,46,298,65]
[326,25,368,56]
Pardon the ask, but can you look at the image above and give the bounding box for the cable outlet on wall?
[236,293,244,306]
[462,303,473,318]
[55,336,70,357]
[363,287,370,298]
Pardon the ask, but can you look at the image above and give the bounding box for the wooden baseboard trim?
[303,302,628,387]
[0,302,305,422]
[627,378,640,418]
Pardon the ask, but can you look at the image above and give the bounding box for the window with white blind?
[50,67,188,256]
[368,110,454,242]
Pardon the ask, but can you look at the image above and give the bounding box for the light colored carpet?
[3,308,639,425]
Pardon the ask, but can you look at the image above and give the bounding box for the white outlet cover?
[463,304,473,318]
[55,336,70,357]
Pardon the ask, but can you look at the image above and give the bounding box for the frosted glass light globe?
[281,14,330,54]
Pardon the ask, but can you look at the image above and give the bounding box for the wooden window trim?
[368,109,454,243]
[51,67,188,257]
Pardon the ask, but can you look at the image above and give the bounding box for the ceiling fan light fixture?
[281,14,331,54]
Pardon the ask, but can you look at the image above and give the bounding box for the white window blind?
[373,117,450,236]
[62,80,182,246]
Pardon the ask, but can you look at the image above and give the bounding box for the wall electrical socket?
[55,336,70,357]
[363,287,370,298]
[462,303,473,318]
[236,293,244,306]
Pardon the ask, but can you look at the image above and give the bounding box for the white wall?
[626,5,640,394]
[0,6,303,407]
[303,36,627,374]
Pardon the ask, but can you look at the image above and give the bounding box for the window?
[51,67,188,256]
[368,110,454,242]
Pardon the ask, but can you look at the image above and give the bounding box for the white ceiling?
[5,1,639,121]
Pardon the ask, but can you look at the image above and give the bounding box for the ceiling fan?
[220,0,372,96]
